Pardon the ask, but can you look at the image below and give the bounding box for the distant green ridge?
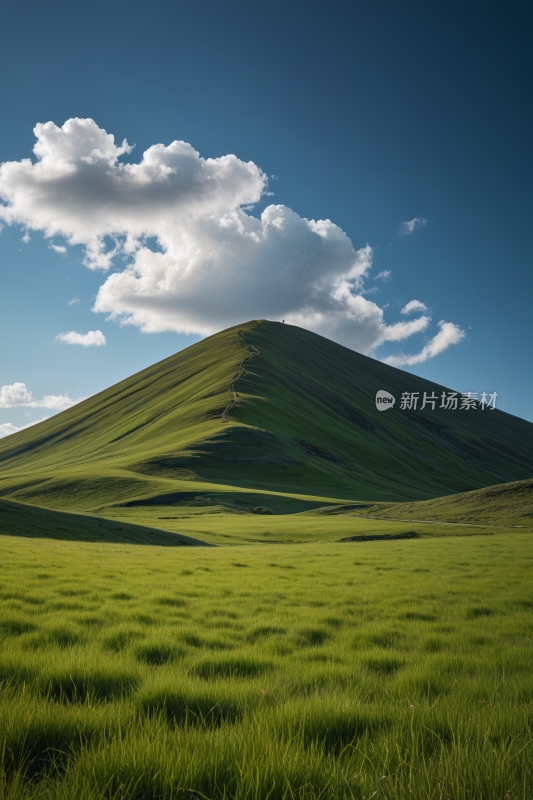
[0,320,532,521]
[328,477,533,528]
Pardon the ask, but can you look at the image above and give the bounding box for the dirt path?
[343,513,528,529]
[221,338,259,422]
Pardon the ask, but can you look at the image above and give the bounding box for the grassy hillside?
[97,502,506,545]
[227,322,533,501]
[0,499,214,546]
[0,320,532,533]
[329,477,533,528]
[0,494,505,547]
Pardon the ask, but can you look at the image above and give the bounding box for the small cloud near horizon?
[55,330,106,346]
[399,218,427,235]
[0,416,49,439]
[381,321,465,367]
[0,382,85,410]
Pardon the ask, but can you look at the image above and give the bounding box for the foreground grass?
[0,533,532,798]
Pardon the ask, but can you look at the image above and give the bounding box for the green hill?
[325,477,533,528]
[0,320,532,530]
[0,498,215,546]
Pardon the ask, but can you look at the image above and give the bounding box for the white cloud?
[0,117,266,271]
[49,244,67,254]
[21,232,31,243]
[400,218,427,235]
[40,394,84,409]
[67,297,80,305]
[55,330,106,346]
[0,119,464,358]
[381,321,466,367]
[0,382,85,410]
[0,422,20,438]
[0,416,49,439]
[0,382,34,407]
[401,299,428,315]
[374,270,391,282]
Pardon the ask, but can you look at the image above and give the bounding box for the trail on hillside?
[343,513,528,529]
[221,335,259,422]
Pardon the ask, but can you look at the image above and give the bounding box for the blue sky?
[1,0,532,436]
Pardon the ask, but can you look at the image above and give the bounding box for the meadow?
[1,532,532,799]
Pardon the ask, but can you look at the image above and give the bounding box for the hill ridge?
[222,332,260,422]
[0,320,532,521]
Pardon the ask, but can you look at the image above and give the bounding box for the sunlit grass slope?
[1,320,532,528]
[334,477,533,528]
[100,502,506,546]
[0,532,532,799]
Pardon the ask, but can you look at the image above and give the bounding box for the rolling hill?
[0,498,215,546]
[322,477,533,528]
[0,320,532,529]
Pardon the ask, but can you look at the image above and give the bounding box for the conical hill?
[0,320,532,515]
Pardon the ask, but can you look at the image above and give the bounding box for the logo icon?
[375,390,395,411]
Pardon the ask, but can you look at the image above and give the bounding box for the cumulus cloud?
[0,383,34,407]
[0,117,266,270]
[0,382,84,410]
[381,321,466,367]
[374,270,391,282]
[0,416,49,439]
[21,232,31,243]
[40,393,85,409]
[0,118,463,357]
[67,297,80,305]
[400,218,427,235]
[401,299,428,315]
[55,330,106,346]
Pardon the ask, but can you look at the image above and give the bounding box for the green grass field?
[1,320,532,798]
[1,531,532,799]
[0,495,509,547]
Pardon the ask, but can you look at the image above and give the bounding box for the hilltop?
[0,320,532,531]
